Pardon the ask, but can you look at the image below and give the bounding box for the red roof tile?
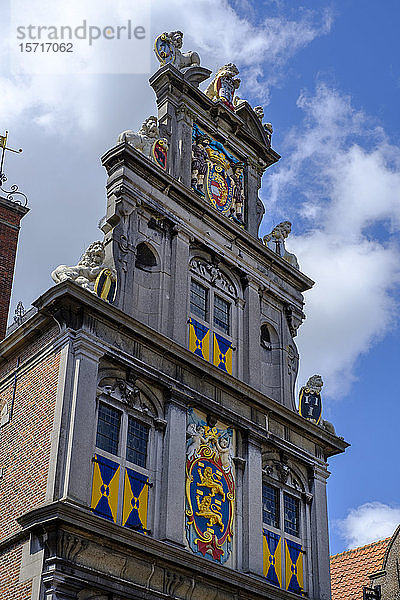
[330,538,390,600]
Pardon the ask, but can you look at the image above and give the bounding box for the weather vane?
[0,131,27,206]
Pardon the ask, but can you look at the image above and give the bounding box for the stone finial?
[51,241,116,295]
[154,31,201,70]
[205,63,240,111]
[262,221,299,269]
[13,301,26,325]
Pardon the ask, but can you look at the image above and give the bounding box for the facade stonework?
[0,35,347,600]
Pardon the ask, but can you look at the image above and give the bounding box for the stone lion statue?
[162,30,200,70]
[305,375,324,395]
[51,241,113,293]
[263,221,299,269]
[117,116,168,162]
[205,63,241,106]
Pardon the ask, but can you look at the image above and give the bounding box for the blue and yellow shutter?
[213,332,233,374]
[263,529,282,587]
[91,454,120,523]
[122,467,150,533]
[285,539,304,594]
[188,318,210,361]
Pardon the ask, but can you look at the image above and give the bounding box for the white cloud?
[337,502,400,549]
[264,84,400,398]
[0,0,332,132]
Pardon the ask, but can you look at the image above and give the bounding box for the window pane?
[126,417,149,468]
[262,484,279,528]
[190,281,208,321]
[214,295,230,334]
[284,493,300,536]
[96,402,121,455]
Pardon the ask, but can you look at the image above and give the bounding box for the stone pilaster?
[61,333,104,504]
[243,279,261,388]
[46,334,76,502]
[242,434,263,575]
[169,229,190,345]
[159,395,187,545]
[309,464,332,600]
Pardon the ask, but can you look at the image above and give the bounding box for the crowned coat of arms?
[185,409,235,564]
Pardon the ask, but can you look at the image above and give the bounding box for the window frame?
[188,273,236,372]
[262,477,305,592]
[93,397,154,531]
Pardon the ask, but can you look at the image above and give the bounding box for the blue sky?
[2,0,400,555]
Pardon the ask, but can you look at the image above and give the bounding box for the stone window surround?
[262,475,306,592]
[93,395,155,530]
[189,274,235,358]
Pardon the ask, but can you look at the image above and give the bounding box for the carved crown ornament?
[190,257,236,297]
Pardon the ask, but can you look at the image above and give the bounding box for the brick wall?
[0,325,60,381]
[0,350,61,542]
[0,199,28,341]
[0,542,32,600]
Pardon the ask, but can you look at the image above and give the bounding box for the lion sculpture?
[305,375,324,395]
[51,241,113,293]
[263,221,299,270]
[117,116,168,162]
[303,375,336,434]
[205,63,241,107]
[161,30,201,70]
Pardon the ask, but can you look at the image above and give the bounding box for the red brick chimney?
[0,195,29,340]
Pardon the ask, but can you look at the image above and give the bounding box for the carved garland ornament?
[190,258,235,297]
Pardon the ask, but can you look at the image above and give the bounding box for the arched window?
[262,456,308,595]
[91,370,162,536]
[135,242,157,270]
[188,257,239,376]
[260,324,272,351]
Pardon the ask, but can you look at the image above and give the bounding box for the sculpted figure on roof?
[51,241,114,292]
[263,221,299,269]
[118,116,168,169]
[205,63,241,111]
[154,30,201,70]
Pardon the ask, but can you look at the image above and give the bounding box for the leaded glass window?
[284,493,300,536]
[96,402,121,455]
[190,281,208,321]
[262,484,279,528]
[214,295,230,334]
[126,417,149,468]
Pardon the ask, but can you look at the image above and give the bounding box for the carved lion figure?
[305,375,324,395]
[205,63,241,105]
[51,241,110,292]
[263,221,299,269]
[118,116,168,162]
[167,30,201,69]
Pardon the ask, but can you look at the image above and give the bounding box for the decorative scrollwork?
[0,181,28,206]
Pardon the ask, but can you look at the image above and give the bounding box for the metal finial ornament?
[0,131,27,206]
[14,301,26,325]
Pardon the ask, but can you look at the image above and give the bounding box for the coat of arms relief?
[185,408,235,564]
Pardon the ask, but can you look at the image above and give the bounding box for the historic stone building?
[0,32,347,600]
